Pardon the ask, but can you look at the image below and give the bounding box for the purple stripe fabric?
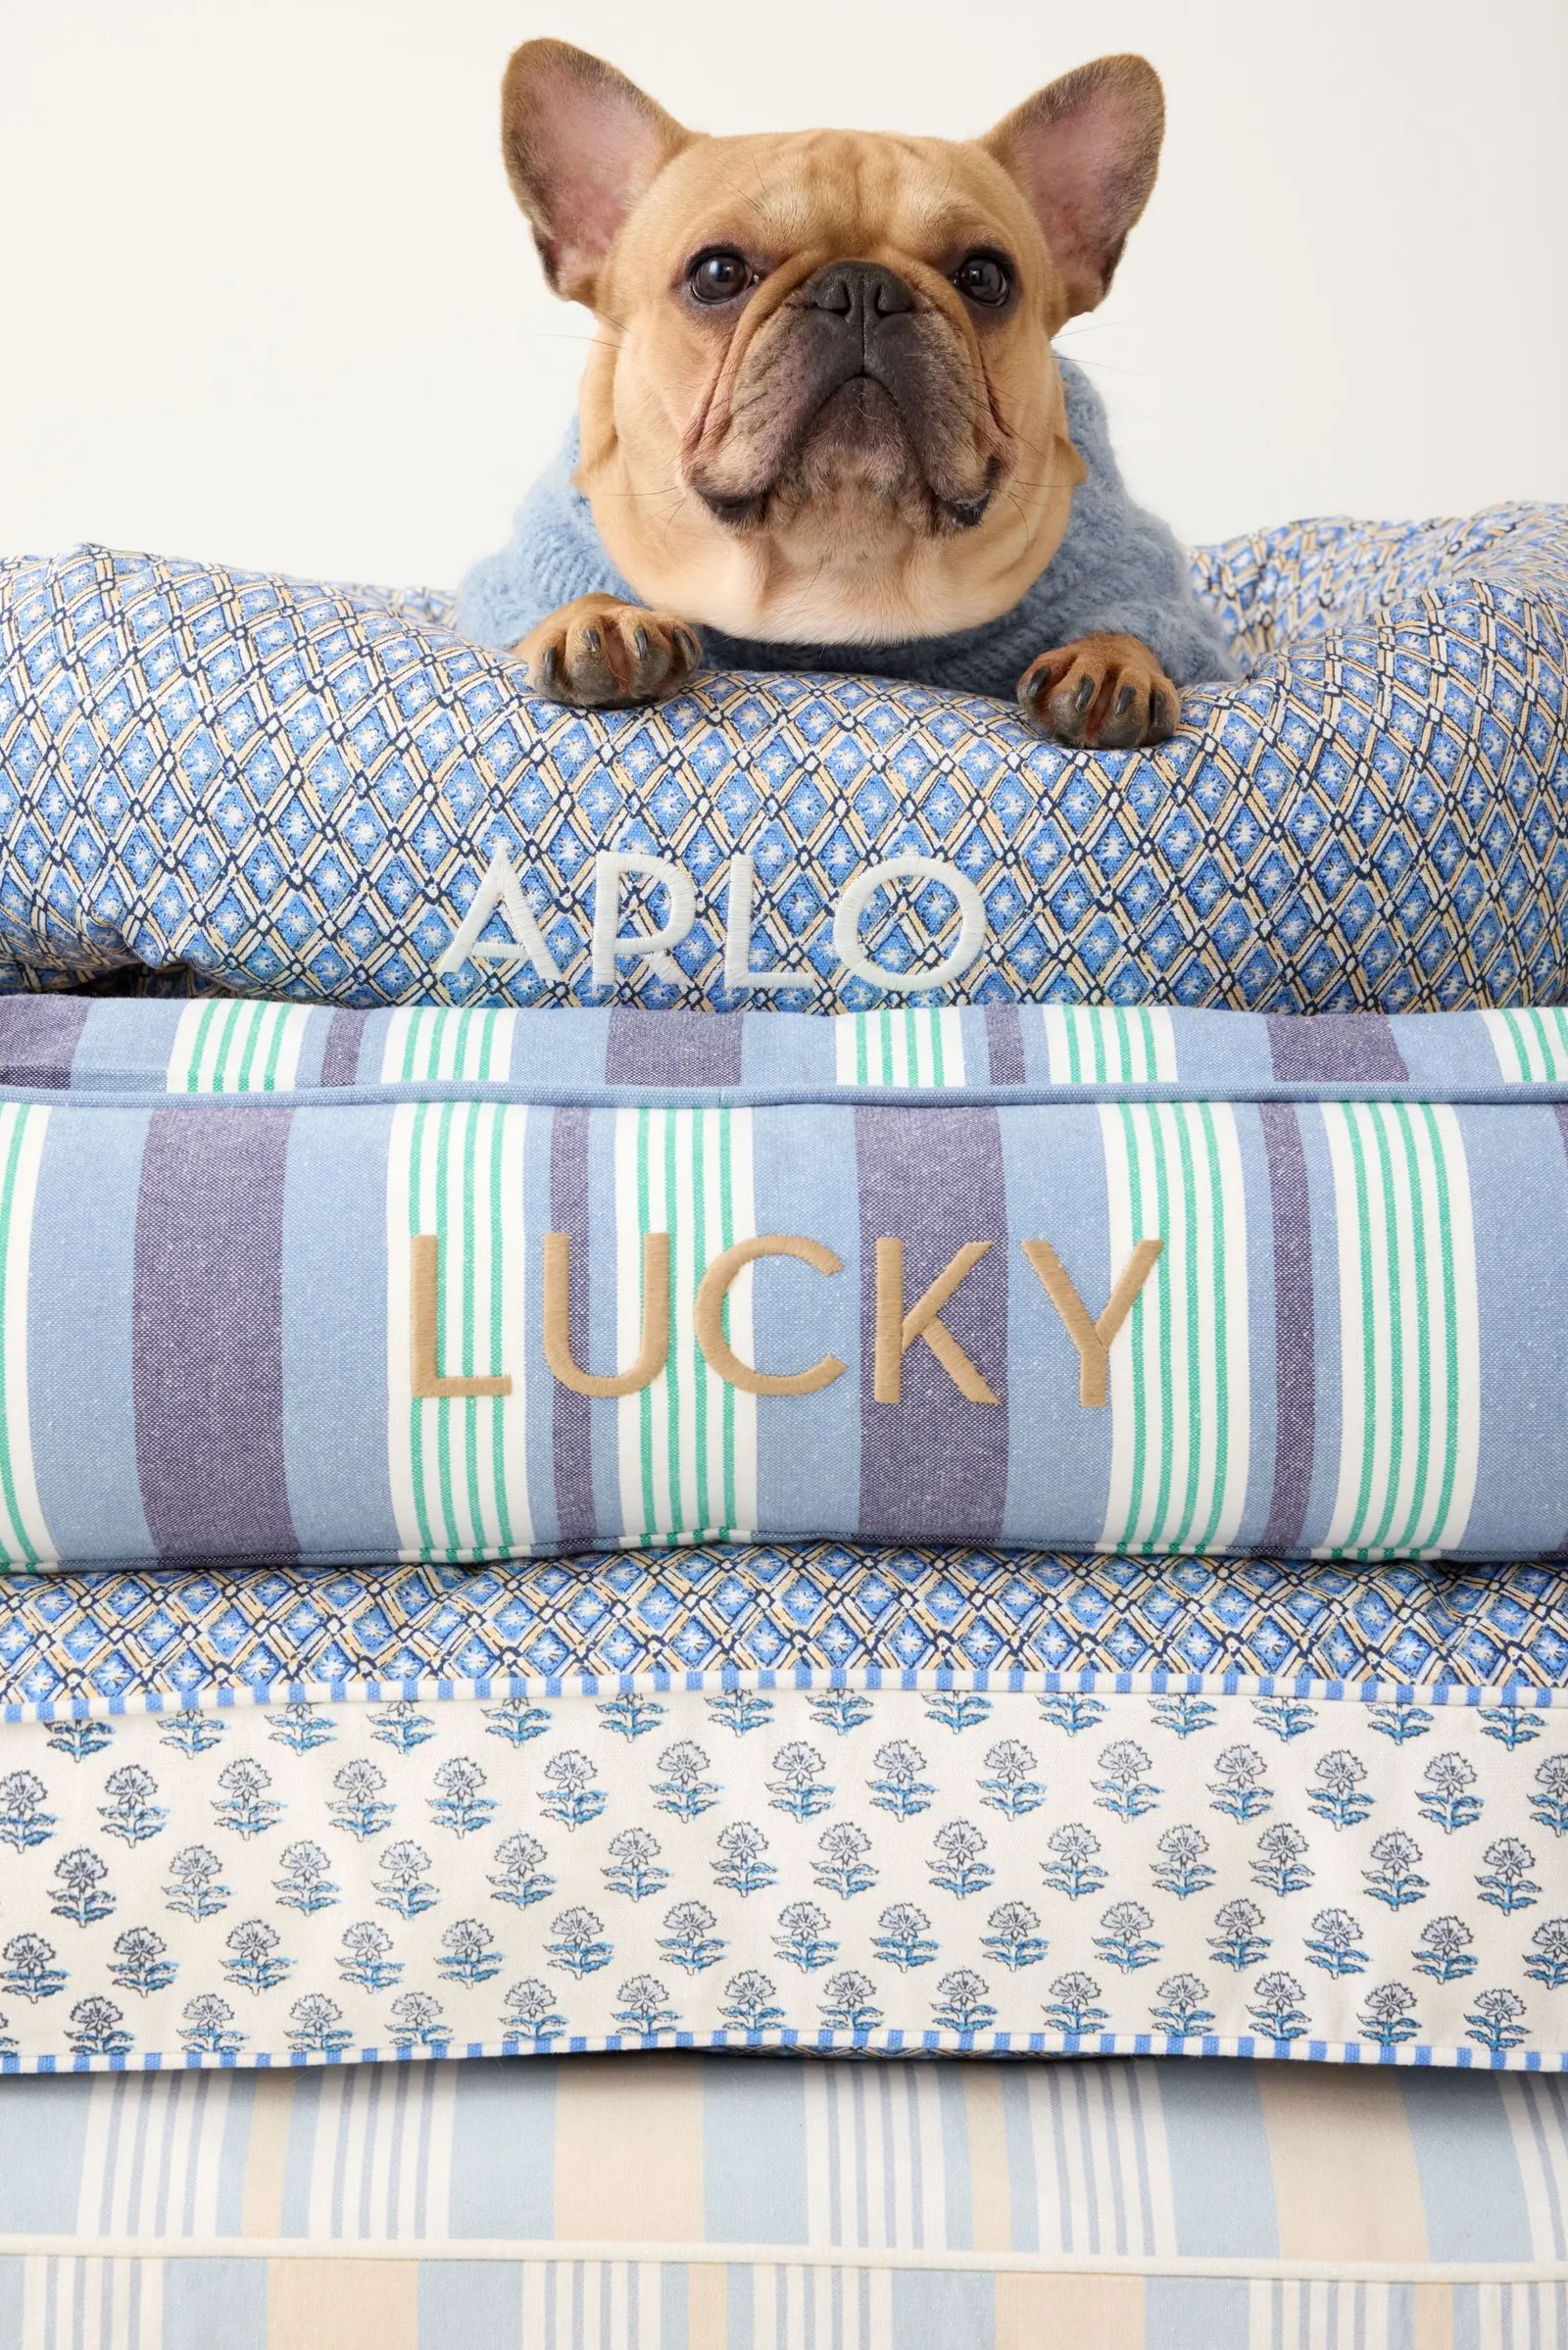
[1267,1013,1408,1082]
[0,996,90,1088]
[131,1108,298,1561]
[1258,1102,1315,1552]
[985,1005,1026,1085]
[856,1106,1008,1542]
[605,1011,743,1089]
[550,1106,596,1547]
[319,1011,365,1087]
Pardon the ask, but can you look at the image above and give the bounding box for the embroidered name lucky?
[410,1229,1164,1405]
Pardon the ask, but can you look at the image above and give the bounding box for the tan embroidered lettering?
[1022,1237,1164,1408]
[693,1235,847,1395]
[872,1238,999,1405]
[410,1234,513,1399]
[542,1231,670,1397]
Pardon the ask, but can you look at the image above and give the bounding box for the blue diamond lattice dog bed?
[0,503,1563,1010]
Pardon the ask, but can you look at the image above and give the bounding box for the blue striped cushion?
[0,998,1567,1569]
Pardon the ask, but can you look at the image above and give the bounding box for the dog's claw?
[518,602,704,710]
[1016,635,1180,750]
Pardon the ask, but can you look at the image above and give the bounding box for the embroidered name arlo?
[411,1231,1164,1403]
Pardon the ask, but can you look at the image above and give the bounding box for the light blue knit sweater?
[458,355,1238,697]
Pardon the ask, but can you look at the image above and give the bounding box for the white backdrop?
[2,0,1564,590]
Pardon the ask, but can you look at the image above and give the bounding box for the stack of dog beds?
[0,501,1564,2345]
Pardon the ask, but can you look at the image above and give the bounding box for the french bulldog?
[459,42,1237,747]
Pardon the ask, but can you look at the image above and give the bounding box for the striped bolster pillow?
[0,995,1567,1569]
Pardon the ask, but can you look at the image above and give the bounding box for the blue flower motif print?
[1476,1837,1540,1914]
[437,1918,504,1986]
[374,1840,438,1921]
[287,1995,354,2054]
[1413,1914,1478,1983]
[489,1832,556,1911]
[658,1901,726,1975]
[712,1823,775,1898]
[1361,1831,1427,1910]
[1042,1972,1108,2035]
[598,1692,666,1741]
[338,1921,401,1992]
[720,1970,785,2032]
[1150,1974,1214,2036]
[1094,1902,1162,1973]
[981,1902,1049,1971]
[273,1841,339,1916]
[614,1974,678,2036]
[1093,1741,1159,1821]
[873,1904,940,1972]
[484,1695,553,1748]
[212,1760,281,1839]
[812,1823,877,1900]
[773,1901,838,1975]
[1304,1908,1369,1978]
[867,1741,935,1822]
[818,1970,881,2033]
[1358,1982,1420,2047]
[1416,1752,1483,1835]
[52,1846,114,1929]
[1248,1972,1309,2043]
[933,1970,996,2034]
[179,1994,245,2055]
[539,1749,606,1832]
[1152,1825,1215,1899]
[1207,1746,1271,1824]
[1041,1823,1107,1900]
[0,1771,55,1851]
[502,1979,566,2040]
[108,1928,176,1998]
[429,1756,498,1837]
[929,1819,994,1899]
[655,1742,721,1823]
[328,1760,395,1841]
[386,1991,449,2052]
[164,1845,228,1922]
[1251,1824,1313,1898]
[767,1742,832,1823]
[267,1703,334,1755]
[547,1907,612,1979]
[222,1918,291,1994]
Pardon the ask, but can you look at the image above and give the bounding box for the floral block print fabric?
[0,504,1563,1013]
[0,1674,1558,2071]
[11,1002,1568,1564]
[0,2056,1562,2349]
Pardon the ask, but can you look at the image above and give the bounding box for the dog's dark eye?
[688,249,755,305]
[953,251,1012,308]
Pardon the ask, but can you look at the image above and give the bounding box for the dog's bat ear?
[501,40,690,305]
[981,55,1164,317]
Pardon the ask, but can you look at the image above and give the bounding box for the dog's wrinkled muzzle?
[697,259,995,530]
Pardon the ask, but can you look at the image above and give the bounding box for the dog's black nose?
[800,261,914,323]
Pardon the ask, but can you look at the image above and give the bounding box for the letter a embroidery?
[873,1239,999,1404]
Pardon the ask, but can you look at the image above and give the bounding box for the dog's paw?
[1017,633,1179,749]
[514,596,703,709]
